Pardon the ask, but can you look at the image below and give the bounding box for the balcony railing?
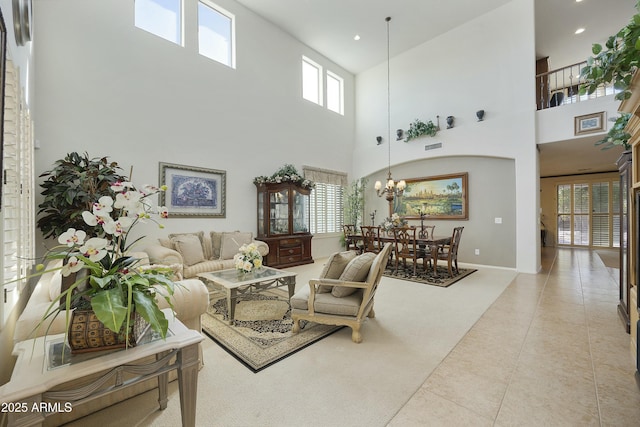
[536,61,619,110]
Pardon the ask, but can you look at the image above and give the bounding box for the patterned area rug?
[202,288,342,372]
[383,263,477,287]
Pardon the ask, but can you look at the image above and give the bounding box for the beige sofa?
[11,254,209,425]
[143,231,269,279]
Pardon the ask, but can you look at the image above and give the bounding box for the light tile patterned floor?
[389,247,640,426]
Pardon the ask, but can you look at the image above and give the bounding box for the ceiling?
[234,0,638,177]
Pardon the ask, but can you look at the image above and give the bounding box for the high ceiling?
[235,0,638,176]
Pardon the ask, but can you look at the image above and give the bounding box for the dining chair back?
[419,225,435,240]
[343,224,358,251]
[437,226,464,277]
[360,226,381,253]
[392,226,421,277]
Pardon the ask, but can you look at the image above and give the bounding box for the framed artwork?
[159,162,226,218]
[574,112,605,135]
[399,172,468,220]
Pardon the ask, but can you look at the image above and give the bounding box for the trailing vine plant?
[404,118,439,142]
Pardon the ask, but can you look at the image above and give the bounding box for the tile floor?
[389,247,640,426]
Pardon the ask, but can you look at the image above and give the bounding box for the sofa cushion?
[183,259,235,279]
[48,270,63,302]
[219,231,253,260]
[171,234,206,266]
[332,252,376,297]
[317,250,357,293]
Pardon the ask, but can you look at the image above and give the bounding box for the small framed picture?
[574,112,605,135]
[159,162,226,218]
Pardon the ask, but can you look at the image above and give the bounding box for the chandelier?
[374,17,405,214]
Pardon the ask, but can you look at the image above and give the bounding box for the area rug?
[202,288,343,372]
[383,263,476,287]
[595,249,620,269]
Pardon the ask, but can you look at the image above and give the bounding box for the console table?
[0,309,202,427]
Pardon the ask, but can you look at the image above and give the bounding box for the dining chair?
[419,225,435,240]
[392,226,425,277]
[360,226,381,253]
[343,224,358,251]
[437,226,464,278]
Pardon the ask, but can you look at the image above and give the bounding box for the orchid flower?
[102,216,133,236]
[58,228,87,247]
[79,238,109,262]
[110,181,133,193]
[61,256,85,277]
[82,211,111,227]
[92,196,114,215]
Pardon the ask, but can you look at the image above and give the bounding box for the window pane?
[310,183,343,234]
[135,0,181,45]
[573,184,589,214]
[302,57,322,105]
[326,71,343,115]
[557,214,571,244]
[557,184,571,214]
[574,215,589,246]
[198,2,234,67]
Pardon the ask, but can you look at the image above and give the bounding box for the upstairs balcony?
[536,61,619,110]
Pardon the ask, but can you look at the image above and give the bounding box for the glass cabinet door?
[269,189,289,235]
[293,189,309,233]
[257,188,265,236]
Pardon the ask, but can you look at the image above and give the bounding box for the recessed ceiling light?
[354,34,361,41]
[575,28,585,34]
[576,0,583,3]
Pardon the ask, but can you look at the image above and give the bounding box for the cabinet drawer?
[278,246,302,256]
[279,238,302,247]
[281,254,302,264]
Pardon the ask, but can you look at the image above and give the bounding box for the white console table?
[0,309,202,426]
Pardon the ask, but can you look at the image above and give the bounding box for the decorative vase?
[68,310,149,354]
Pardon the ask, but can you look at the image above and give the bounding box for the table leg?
[431,246,438,276]
[285,277,296,299]
[227,289,236,325]
[177,343,200,427]
[157,352,169,410]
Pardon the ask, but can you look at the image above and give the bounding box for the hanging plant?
[404,118,439,142]
[594,113,632,151]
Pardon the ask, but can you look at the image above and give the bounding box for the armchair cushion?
[332,252,376,297]
[171,233,206,266]
[219,231,253,260]
[317,250,357,293]
[291,285,363,316]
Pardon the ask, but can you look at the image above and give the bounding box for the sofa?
[11,253,209,425]
[143,230,269,279]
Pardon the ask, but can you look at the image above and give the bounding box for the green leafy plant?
[253,164,315,189]
[595,113,632,151]
[38,152,129,239]
[579,2,640,101]
[344,177,368,232]
[404,118,439,142]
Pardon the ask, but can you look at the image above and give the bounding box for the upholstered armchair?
[290,243,392,343]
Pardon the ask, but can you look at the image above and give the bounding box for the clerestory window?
[134,0,182,45]
[198,1,235,68]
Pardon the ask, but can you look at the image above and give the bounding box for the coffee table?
[198,267,296,325]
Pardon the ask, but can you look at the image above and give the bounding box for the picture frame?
[574,112,605,135]
[399,172,468,220]
[159,162,226,218]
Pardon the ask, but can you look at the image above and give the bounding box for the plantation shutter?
[303,166,346,234]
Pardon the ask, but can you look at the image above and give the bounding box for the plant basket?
[68,310,150,354]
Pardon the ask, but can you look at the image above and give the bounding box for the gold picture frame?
[159,162,226,218]
[574,112,605,136]
[399,172,468,220]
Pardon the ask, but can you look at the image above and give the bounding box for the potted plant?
[38,152,130,239]
[26,154,177,354]
[404,118,439,142]
[579,3,640,101]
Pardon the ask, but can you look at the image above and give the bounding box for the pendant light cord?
[386,17,391,177]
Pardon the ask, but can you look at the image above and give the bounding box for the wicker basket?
[68,310,149,354]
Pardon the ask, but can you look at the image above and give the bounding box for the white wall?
[354,0,539,273]
[33,0,355,258]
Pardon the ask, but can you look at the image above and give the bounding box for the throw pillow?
[48,270,63,302]
[210,231,223,260]
[317,250,358,293]
[332,252,377,298]
[171,234,206,266]
[168,231,205,248]
[219,231,253,260]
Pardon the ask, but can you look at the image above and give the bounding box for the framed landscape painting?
[159,162,226,218]
[399,172,468,220]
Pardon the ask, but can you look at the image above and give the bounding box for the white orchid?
[102,216,133,236]
[79,238,109,261]
[60,256,85,277]
[58,228,87,247]
[92,196,114,215]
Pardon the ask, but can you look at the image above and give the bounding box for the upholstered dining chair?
[437,226,464,278]
[290,243,392,343]
[343,224,358,251]
[392,226,427,277]
[360,225,381,253]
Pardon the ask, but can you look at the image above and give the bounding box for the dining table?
[348,232,452,276]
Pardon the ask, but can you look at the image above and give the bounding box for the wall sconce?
[376,136,383,145]
[446,116,454,129]
[476,110,485,121]
[396,129,404,141]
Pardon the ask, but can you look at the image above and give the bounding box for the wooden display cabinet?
[255,182,313,268]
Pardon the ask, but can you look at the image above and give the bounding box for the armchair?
[290,243,392,343]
